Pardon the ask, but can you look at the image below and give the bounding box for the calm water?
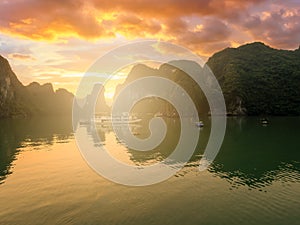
[0,116,300,225]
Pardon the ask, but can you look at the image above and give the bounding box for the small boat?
[93,116,142,125]
[111,117,142,124]
[260,118,269,125]
[195,121,204,127]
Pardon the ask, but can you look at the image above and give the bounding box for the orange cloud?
[91,0,267,19]
[0,0,113,41]
[0,0,299,56]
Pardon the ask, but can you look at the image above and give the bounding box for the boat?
[93,116,142,125]
[260,118,269,125]
[195,121,204,127]
[111,117,142,124]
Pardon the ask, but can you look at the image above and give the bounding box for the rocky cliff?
[114,61,209,117]
[207,42,300,115]
[0,55,74,117]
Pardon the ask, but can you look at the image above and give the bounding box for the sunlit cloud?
[61,72,125,80]
[8,53,35,61]
[2,0,298,51]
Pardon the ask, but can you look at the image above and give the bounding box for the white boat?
[195,121,204,127]
[260,118,269,125]
[93,116,142,125]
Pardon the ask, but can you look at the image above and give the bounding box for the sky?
[0,0,299,96]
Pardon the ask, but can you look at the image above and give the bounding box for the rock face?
[0,55,74,118]
[26,82,74,116]
[207,42,300,115]
[0,55,29,117]
[114,61,209,117]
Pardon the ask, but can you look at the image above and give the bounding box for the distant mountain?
[73,83,110,125]
[0,55,112,118]
[114,61,209,117]
[0,55,74,117]
[115,42,300,116]
[207,42,300,115]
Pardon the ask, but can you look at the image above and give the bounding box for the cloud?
[113,14,162,38]
[160,17,232,55]
[0,0,299,54]
[243,8,300,49]
[91,0,267,20]
[0,0,113,40]
[182,18,231,44]
[0,0,265,41]
[0,34,33,55]
[8,53,35,61]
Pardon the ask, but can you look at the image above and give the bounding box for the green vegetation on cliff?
[207,42,300,115]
